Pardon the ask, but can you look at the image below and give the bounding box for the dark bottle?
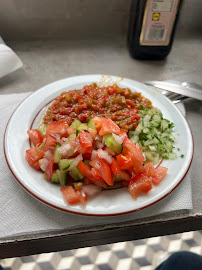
[128,0,183,60]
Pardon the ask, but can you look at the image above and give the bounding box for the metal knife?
[145,81,202,101]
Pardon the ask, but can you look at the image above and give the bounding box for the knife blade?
[145,81,202,101]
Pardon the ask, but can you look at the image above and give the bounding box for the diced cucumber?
[51,171,60,184]
[87,119,96,130]
[67,134,76,142]
[103,134,123,154]
[69,166,84,181]
[70,120,82,129]
[38,123,47,135]
[59,159,74,171]
[56,169,67,187]
[129,107,176,164]
[76,124,88,136]
[54,142,62,163]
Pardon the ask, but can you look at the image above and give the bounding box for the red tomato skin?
[83,177,94,185]
[116,154,133,170]
[25,147,43,170]
[44,158,54,182]
[46,121,69,136]
[43,134,57,152]
[153,166,168,185]
[122,138,144,163]
[93,116,102,130]
[27,129,44,146]
[111,158,130,181]
[144,162,156,178]
[79,130,92,154]
[99,118,120,136]
[90,168,107,188]
[78,161,107,188]
[60,186,80,205]
[90,157,114,186]
[128,174,152,200]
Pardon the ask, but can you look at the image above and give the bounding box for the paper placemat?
[0,92,192,239]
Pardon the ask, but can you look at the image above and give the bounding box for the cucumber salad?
[26,116,170,205]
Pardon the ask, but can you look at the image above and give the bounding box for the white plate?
[4,75,193,216]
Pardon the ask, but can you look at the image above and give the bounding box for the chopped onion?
[91,150,97,160]
[82,185,102,197]
[51,133,60,142]
[95,134,102,141]
[68,154,83,171]
[40,158,49,171]
[44,150,53,160]
[95,141,104,149]
[136,143,141,150]
[61,137,68,142]
[112,133,125,144]
[58,143,72,155]
[74,145,80,153]
[97,149,112,164]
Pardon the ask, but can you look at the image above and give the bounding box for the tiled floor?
[1,231,202,270]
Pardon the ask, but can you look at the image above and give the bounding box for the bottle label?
[140,0,179,46]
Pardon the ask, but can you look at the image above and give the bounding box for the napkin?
[0,92,192,240]
[0,37,23,78]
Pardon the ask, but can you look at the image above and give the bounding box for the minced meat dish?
[42,83,152,132]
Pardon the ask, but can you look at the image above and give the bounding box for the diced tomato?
[119,129,127,137]
[90,168,107,188]
[153,166,168,185]
[46,121,69,137]
[27,129,44,146]
[76,190,87,204]
[78,161,92,178]
[88,128,97,139]
[25,147,44,170]
[78,130,92,154]
[90,157,114,186]
[144,162,156,178]
[122,138,144,163]
[93,116,102,130]
[67,128,76,135]
[60,186,80,205]
[111,158,130,181]
[132,160,146,175]
[99,118,120,136]
[78,161,107,188]
[43,134,57,152]
[44,158,54,182]
[122,138,145,175]
[83,177,94,185]
[116,154,133,170]
[128,174,152,200]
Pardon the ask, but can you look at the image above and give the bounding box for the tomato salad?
[26,117,168,205]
